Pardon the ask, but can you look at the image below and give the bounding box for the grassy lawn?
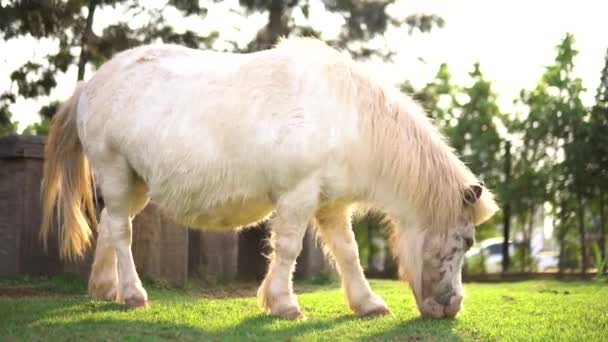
[1,275,607,341]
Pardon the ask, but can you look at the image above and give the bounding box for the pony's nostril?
[434,289,454,306]
[464,237,474,250]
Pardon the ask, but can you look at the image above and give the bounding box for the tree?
[512,82,554,272]
[401,63,456,131]
[518,34,590,274]
[500,139,512,273]
[450,63,504,187]
[240,0,444,57]
[588,48,608,271]
[449,63,508,247]
[0,93,18,136]
[0,0,82,126]
[0,0,217,127]
[552,35,590,274]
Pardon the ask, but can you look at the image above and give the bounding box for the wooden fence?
[0,135,329,286]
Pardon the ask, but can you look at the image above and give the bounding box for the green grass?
[1,275,607,341]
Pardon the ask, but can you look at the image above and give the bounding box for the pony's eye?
[464,237,474,250]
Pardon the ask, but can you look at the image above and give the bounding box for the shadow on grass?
[3,304,355,341]
[361,317,462,341]
[0,275,339,304]
[179,281,339,300]
[1,275,460,341]
[24,315,456,341]
[217,313,361,340]
[4,299,461,342]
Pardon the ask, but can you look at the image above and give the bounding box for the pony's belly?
[188,198,274,231]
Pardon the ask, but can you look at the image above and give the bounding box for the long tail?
[40,82,97,260]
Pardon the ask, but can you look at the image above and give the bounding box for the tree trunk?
[576,191,587,275]
[558,234,566,275]
[367,221,374,275]
[502,141,511,274]
[517,214,525,272]
[600,192,606,272]
[268,0,288,41]
[248,0,288,52]
[526,207,535,272]
[558,201,567,275]
[77,0,98,81]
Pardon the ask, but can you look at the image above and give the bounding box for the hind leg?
[316,205,391,316]
[88,211,119,301]
[88,177,148,301]
[88,156,149,307]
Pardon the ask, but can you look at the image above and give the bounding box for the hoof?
[257,281,303,320]
[120,282,148,308]
[353,294,392,317]
[360,305,393,317]
[273,307,306,320]
[124,296,149,308]
[88,282,119,302]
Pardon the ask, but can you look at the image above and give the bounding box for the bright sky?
[1,0,607,131]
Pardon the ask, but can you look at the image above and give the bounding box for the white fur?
[73,37,498,317]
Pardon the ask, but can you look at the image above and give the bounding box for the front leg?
[257,219,308,319]
[316,206,391,316]
[257,179,319,319]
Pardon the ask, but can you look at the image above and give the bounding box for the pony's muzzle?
[419,293,463,318]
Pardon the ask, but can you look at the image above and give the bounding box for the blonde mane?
[276,37,498,228]
[361,81,498,228]
[363,83,498,227]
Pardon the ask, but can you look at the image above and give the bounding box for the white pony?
[41,37,498,319]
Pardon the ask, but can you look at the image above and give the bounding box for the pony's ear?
[463,183,483,206]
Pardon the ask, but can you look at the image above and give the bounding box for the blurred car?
[464,237,558,273]
[535,250,559,271]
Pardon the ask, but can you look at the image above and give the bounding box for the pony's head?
[392,183,497,318]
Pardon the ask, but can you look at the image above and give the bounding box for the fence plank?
[131,204,188,287]
[0,135,62,277]
[0,159,24,276]
[189,230,239,281]
[159,215,189,287]
[238,224,270,281]
[132,204,163,278]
